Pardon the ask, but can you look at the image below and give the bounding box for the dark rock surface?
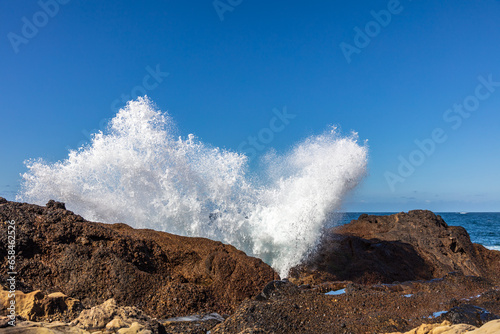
[0,199,278,319]
[211,273,500,333]
[2,202,499,333]
[291,210,500,285]
[441,304,499,327]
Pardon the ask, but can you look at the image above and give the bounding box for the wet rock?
[0,199,278,318]
[211,274,500,333]
[442,304,499,327]
[255,280,299,301]
[161,313,225,333]
[291,210,500,285]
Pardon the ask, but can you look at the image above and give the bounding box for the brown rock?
[0,199,278,318]
[0,316,10,328]
[291,210,500,284]
[211,273,500,333]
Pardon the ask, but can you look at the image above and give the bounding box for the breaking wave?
[18,97,368,277]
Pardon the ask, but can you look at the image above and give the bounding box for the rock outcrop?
[0,199,278,319]
[70,298,164,333]
[2,201,499,334]
[0,286,82,322]
[291,210,500,285]
[211,273,500,333]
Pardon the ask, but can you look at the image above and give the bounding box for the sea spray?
[18,97,368,276]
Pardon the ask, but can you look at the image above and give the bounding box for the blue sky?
[1,0,500,211]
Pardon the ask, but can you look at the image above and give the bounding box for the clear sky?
[1,0,500,212]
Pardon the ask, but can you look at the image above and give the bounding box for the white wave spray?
[18,97,368,277]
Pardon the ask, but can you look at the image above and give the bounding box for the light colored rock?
[0,286,44,320]
[0,286,81,321]
[106,317,128,330]
[71,298,158,332]
[387,319,500,334]
[0,320,90,333]
[468,319,500,334]
[71,298,117,329]
[117,321,152,334]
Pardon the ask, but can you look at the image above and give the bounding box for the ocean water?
[337,212,500,251]
[17,97,368,277]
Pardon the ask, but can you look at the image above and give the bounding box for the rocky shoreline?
[1,198,499,333]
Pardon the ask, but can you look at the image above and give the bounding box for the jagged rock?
[0,298,162,333]
[291,210,500,284]
[0,316,10,328]
[0,199,278,318]
[45,200,66,210]
[161,313,225,333]
[255,280,299,301]
[211,273,500,333]
[0,286,82,322]
[70,298,161,333]
[442,304,499,327]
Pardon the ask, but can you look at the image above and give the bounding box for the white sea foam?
[18,97,368,277]
[486,245,500,251]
